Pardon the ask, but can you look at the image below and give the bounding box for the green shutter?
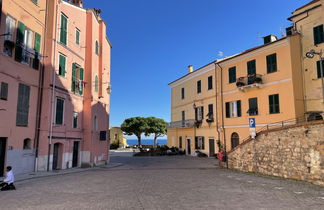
[34,33,41,53]
[60,14,67,45]
[225,102,230,118]
[95,75,98,92]
[15,21,25,62]
[317,60,324,79]
[237,100,241,117]
[71,63,76,92]
[76,30,80,45]
[55,98,64,125]
[16,84,30,126]
[59,55,66,76]
[79,68,84,95]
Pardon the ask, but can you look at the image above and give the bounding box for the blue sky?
[84,0,310,137]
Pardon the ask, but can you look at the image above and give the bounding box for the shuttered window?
[181,88,184,99]
[95,40,99,55]
[55,98,64,125]
[225,100,241,118]
[208,76,213,90]
[266,53,277,73]
[94,75,99,92]
[34,33,41,53]
[0,82,8,100]
[58,54,66,76]
[228,67,236,83]
[71,63,84,95]
[60,14,68,45]
[195,136,205,150]
[16,84,30,126]
[313,24,324,45]
[317,60,324,78]
[73,112,78,128]
[76,28,80,45]
[248,97,258,116]
[197,80,201,93]
[269,94,280,114]
[15,21,25,62]
[179,136,182,148]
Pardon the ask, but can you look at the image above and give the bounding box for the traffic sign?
[249,118,256,128]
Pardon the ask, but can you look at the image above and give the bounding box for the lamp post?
[306,49,324,103]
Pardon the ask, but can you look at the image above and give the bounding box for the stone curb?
[15,163,123,183]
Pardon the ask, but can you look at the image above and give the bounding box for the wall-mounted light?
[193,103,196,109]
[305,49,323,102]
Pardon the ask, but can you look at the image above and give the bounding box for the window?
[16,84,30,126]
[313,24,324,45]
[23,138,31,150]
[225,100,241,118]
[0,82,8,100]
[247,60,256,85]
[31,0,38,5]
[15,21,25,62]
[94,75,99,92]
[266,53,277,73]
[231,133,239,150]
[21,28,34,65]
[58,53,66,76]
[179,136,182,149]
[94,115,98,130]
[181,111,185,127]
[197,80,201,93]
[317,60,324,78]
[33,33,41,70]
[95,40,99,55]
[100,131,107,141]
[228,67,236,83]
[207,104,213,119]
[55,98,64,125]
[248,98,258,116]
[76,28,80,45]
[71,63,84,95]
[73,112,78,128]
[195,106,204,121]
[195,136,205,150]
[269,94,280,114]
[3,15,16,56]
[208,76,213,90]
[60,14,68,45]
[181,88,184,99]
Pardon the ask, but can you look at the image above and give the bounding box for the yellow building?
[109,127,128,148]
[288,0,324,120]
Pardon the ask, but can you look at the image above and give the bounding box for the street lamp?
[306,49,324,103]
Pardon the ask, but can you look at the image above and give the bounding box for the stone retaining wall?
[227,122,324,186]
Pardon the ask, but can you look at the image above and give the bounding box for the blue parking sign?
[249,118,256,128]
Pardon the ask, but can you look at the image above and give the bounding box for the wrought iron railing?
[236,74,263,88]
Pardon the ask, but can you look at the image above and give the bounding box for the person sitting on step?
[0,166,15,191]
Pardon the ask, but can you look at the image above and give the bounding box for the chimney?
[71,0,83,8]
[188,65,193,73]
[263,35,278,45]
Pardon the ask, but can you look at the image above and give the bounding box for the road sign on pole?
[249,118,256,138]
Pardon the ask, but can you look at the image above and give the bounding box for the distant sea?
[127,139,167,146]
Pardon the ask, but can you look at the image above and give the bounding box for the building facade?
[0,0,111,175]
[288,0,324,120]
[0,0,46,176]
[167,0,323,156]
[37,0,111,171]
[109,127,128,148]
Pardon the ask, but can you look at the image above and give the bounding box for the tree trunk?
[137,135,141,148]
[153,135,157,148]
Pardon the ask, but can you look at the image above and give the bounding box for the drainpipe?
[47,2,59,171]
[216,63,228,168]
[34,0,49,172]
[214,63,221,151]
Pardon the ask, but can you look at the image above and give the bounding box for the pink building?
[0,0,111,175]
[0,0,46,176]
[37,0,111,171]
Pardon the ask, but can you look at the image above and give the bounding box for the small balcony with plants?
[236,74,263,91]
[205,113,214,123]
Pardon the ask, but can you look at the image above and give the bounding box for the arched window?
[23,138,31,150]
[231,133,239,150]
[94,75,98,92]
[95,40,99,55]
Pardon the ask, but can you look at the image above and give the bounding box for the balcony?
[167,119,195,129]
[236,74,263,91]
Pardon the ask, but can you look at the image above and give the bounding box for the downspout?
[47,2,59,171]
[214,63,221,151]
[34,0,49,172]
[216,62,228,168]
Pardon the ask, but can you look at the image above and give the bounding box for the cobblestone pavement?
[0,153,323,210]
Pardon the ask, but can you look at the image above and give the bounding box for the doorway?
[186,138,191,155]
[53,143,63,170]
[72,141,79,168]
[209,139,215,157]
[0,138,6,176]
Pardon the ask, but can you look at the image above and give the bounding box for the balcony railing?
[167,119,195,129]
[236,74,263,91]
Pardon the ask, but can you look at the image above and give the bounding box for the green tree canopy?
[121,117,148,147]
[145,117,167,148]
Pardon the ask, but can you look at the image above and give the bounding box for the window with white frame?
[195,136,205,150]
[195,106,204,121]
[225,100,242,118]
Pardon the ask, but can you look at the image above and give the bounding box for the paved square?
[0,153,323,210]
